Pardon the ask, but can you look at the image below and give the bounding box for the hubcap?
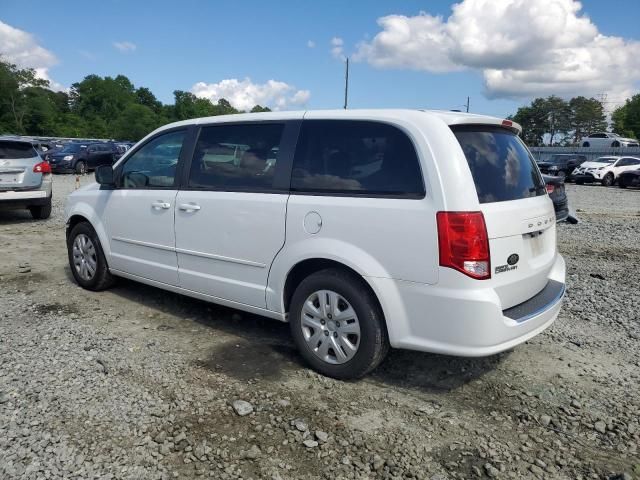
[301,290,360,365]
[72,234,97,281]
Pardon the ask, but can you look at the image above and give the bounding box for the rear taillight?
[33,161,51,174]
[545,184,555,194]
[437,211,491,280]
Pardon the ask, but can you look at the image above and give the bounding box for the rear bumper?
[0,181,52,208]
[368,253,566,356]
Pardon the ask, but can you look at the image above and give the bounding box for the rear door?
[0,141,42,190]
[452,126,556,309]
[174,120,298,308]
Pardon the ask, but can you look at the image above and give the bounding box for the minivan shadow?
[103,278,504,391]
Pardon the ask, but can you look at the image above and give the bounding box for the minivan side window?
[291,120,425,197]
[119,130,185,189]
[188,123,285,191]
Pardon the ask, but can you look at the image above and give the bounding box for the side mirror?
[95,165,115,186]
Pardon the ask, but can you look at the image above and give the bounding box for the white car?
[573,156,640,186]
[580,132,639,148]
[64,110,565,379]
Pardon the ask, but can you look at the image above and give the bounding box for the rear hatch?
[452,126,556,309]
[0,141,43,190]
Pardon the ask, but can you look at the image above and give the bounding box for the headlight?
[63,155,74,161]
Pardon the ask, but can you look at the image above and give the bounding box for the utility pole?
[465,96,470,113]
[343,57,349,110]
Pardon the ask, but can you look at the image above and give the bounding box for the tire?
[582,142,590,147]
[611,141,620,148]
[575,179,584,185]
[75,160,87,175]
[602,173,614,187]
[29,196,52,219]
[289,268,389,379]
[67,222,115,291]
[619,179,627,189]
[557,170,567,179]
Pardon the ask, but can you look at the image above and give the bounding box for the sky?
[1,0,639,118]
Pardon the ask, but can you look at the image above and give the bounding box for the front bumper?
[367,254,566,356]
[574,173,600,182]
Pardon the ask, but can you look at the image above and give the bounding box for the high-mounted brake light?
[33,161,51,174]
[501,119,513,127]
[437,211,491,280]
[545,184,555,194]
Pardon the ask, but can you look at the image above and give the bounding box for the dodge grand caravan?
[64,110,566,379]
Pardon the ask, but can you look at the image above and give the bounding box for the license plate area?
[525,230,546,257]
[0,173,22,184]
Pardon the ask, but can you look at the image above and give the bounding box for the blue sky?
[2,0,639,117]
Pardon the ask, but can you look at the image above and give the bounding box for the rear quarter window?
[0,141,38,159]
[291,120,425,197]
[452,126,546,204]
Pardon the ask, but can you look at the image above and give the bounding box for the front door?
[104,130,187,286]
[174,121,295,308]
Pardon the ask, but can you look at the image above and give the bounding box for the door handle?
[151,201,171,210]
[178,203,201,212]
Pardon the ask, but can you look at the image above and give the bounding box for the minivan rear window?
[0,141,38,159]
[452,126,546,204]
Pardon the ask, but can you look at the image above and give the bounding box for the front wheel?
[289,268,389,379]
[582,142,590,147]
[67,222,115,291]
[602,173,614,187]
[75,160,87,175]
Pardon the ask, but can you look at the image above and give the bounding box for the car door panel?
[104,129,188,286]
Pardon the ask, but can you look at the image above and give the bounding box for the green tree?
[112,104,162,140]
[569,96,607,144]
[250,105,272,113]
[611,94,640,140]
[0,58,49,134]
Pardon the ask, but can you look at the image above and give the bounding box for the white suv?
[580,132,639,148]
[64,110,565,379]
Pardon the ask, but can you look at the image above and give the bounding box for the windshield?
[593,157,616,164]
[0,141,38,159]
[60,143,86,153]
[452,126,546,204]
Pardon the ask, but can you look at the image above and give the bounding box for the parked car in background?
[48,142,116,174]
[0,139,52,219]
[65,109,565,379]
[542,174,570,222]
[580,132,639,148]
[537,154,586,180]
[618,167,640,189]
[573,156,640,186]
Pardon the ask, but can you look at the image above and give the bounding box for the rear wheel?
[289,268,389,379]
[29,196,52,219]
[602,173,614,187]
[67,222,114,291]
[582,142,590,147]
[611,141,621,148]
[75,160,87,175]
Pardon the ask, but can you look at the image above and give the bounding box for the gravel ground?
[1,175,639,480]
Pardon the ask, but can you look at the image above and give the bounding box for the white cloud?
[191,78,310,111]
[0,20,64,90]
[113,41,137,53]
[354,0,640,102]
[307,40,316,48]
[331,36,345,60]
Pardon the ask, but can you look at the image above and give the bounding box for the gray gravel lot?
[1,175,639,479]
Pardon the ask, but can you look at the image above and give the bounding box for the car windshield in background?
[0,141,37,159]
[452,126,546,204]
[60,143,86,154]
[594,157,616,163]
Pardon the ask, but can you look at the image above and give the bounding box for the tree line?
[0,58,271,141]
[510,94,640,146]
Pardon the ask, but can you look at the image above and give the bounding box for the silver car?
[0,139,53,219]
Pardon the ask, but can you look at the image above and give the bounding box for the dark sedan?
[537,154,586,181]
[618,168,640,188]
[543,174,572,223]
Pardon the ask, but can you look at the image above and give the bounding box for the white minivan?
[65,110,565,379]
